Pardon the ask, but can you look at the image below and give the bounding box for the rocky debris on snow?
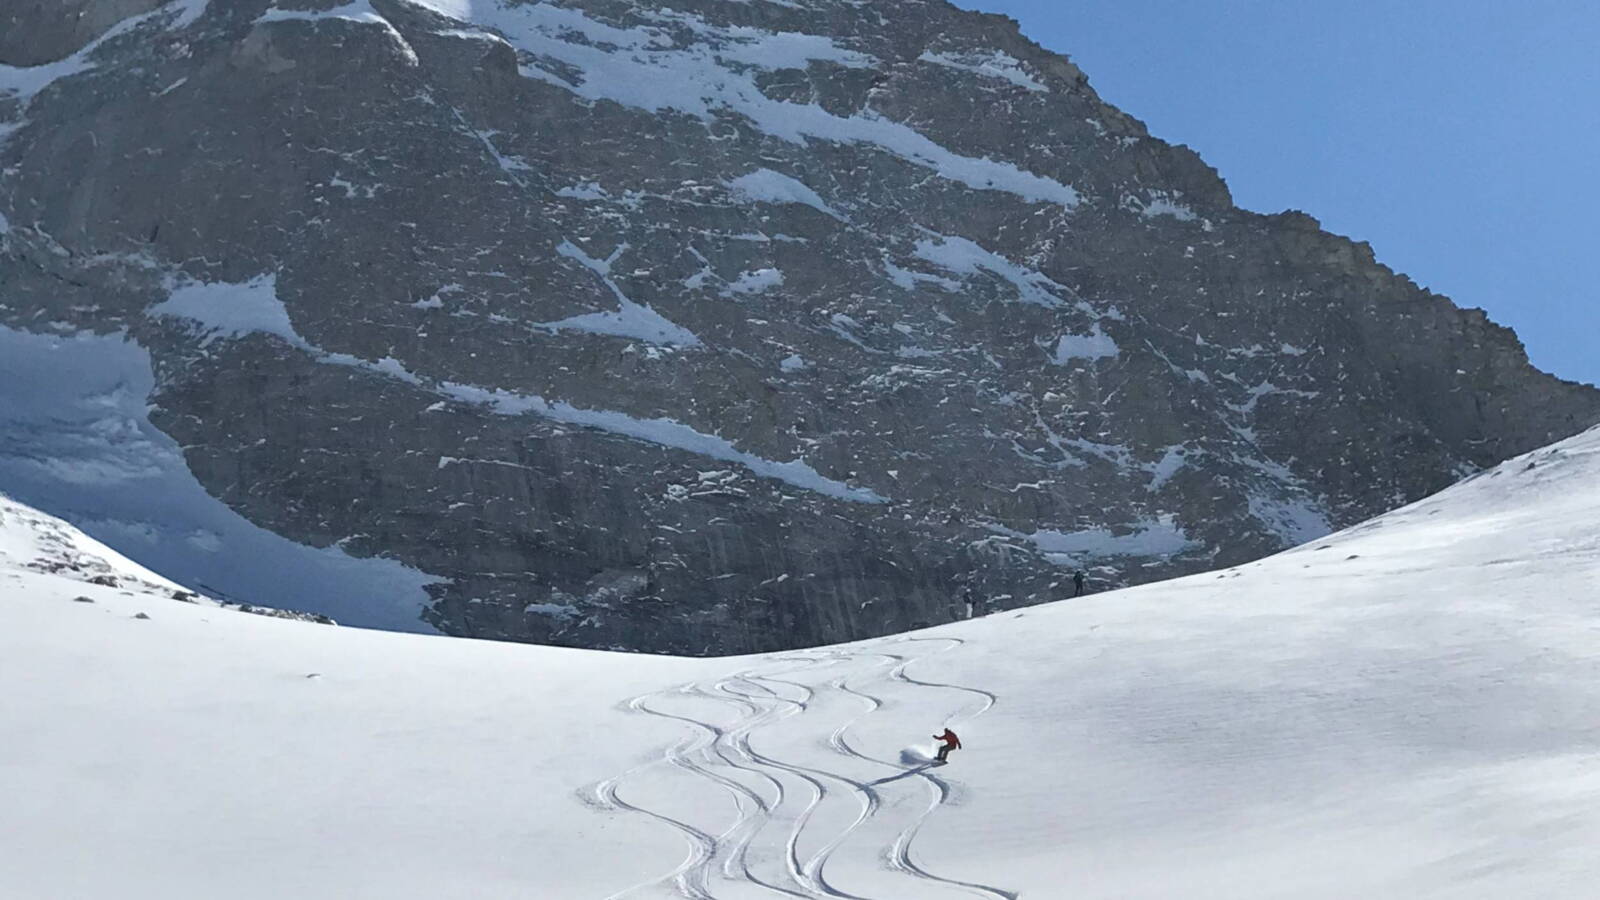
[228,603,337,626]
[2,493,325,624]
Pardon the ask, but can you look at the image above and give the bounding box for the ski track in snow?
[591,638,1016,899]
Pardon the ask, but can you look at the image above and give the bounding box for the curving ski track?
[588,637,1016,899]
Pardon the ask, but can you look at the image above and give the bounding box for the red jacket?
[934,729,961,748]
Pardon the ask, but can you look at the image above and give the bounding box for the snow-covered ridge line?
[401,0,1079,207]
[148,276,884,504]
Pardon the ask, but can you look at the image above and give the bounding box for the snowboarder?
[1072,569,1087,597]
[933,728,961,764]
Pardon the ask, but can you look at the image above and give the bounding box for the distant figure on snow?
[933,728,961,764]
[1072,570,1087,597]
[962,585,988,619]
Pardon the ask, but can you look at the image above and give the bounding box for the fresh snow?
[7,424,1600,897]
[727,168,842,219]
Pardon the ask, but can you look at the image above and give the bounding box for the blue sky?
[954,0,1599,387]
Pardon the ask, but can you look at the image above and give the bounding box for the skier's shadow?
[866,749,943,786]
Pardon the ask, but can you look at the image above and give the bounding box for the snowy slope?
[0,492,197,600]
[3,425,1600,898]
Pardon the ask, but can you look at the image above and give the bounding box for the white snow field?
[4,424,1600,899]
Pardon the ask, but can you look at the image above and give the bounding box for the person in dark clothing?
[933,728,961,763]
[1072,570,1087,597]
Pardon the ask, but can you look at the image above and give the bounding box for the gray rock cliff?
[3,0,1597,652]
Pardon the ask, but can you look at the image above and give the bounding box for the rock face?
[3,0,1597,653]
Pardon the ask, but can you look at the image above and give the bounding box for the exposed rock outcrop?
[3,0,1596,652]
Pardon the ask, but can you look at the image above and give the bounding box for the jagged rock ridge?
[2,0,1597,653]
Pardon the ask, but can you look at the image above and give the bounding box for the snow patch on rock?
[536,240,701,345]
[723,268,785,297]
[142,267,873,503]
[1248,493,1333,546]
[0,2,201,104]
[436,380,886,504]
[1051,324,1118,363]
[411,2,1079,206]
[1146,446,1188,492]
[555,181,608,201]
[918,49,1046,92]
[914,234,1071,308]
[1000,514,1195,562]
[149,274,311,350]
[728,169,841,219]
[1137,191,1199,222]
[258,1,420,66]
